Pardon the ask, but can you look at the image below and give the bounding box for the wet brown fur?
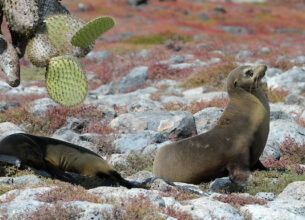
[153,65,270,185]
[0,133,134,188]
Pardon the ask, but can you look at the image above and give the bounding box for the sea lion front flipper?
[251,160,268,171]
[44,159,78,185]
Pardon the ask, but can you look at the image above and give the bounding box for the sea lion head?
[226,65,267,94]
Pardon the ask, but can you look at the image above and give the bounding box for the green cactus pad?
[71,17,115,49]
[26,33,59,67]
[46,55,87,107]
[44,14,86,55]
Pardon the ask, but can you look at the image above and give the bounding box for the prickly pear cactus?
[46,56,87,107]
[0,0,115,107]
[71,16,115,49]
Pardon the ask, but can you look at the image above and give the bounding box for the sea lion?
[153,65,270,186]
[0,133,134,188]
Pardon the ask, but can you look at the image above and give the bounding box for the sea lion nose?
[255,65,267,78]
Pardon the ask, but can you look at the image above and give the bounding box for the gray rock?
[174,182,207,196]
[169,63,193,70]
[113,131,167,153]
[0,122,23,135]
[220,25,253,34]
[268,199,305,217]
[240,203,304,220]
[269,104,294,122]
[301,111,305,122]
[275,103,304,118]
[265,67,283,78]
[136,49,149,58]
[277,181,305,201]
[235,50,253,60]
[260,47,271,54]
[155,79,179,87]
[126,170,155,183]
[194,107,224,134]
[110,111,196,138]
[182,197,243,220]
[108,154,129,167]
[199,12,209,21]
[0,101,20,113]
[0,175,43,186]
[285,93,305,106]
[89,84,114,96]
[87,87,158,107]
[160,96,185,105]
[255,192,276,201]
[68,201,114,219]
[52,128,80,143]
[142,140,173,155]
[77,3,90,12]
[262,119,305,159]
[29,98,58,117]
[274,28,303,34]
[164,87,183,96]
[295,56,305,65]
[86,50,111,62]
[209,177,233,193]
[65,117,89,133]
[183,89,228,104]
[126,99,166,113]
[267,66,305,94]
[0,81,12,93]
[6,85,47,96]
[168,55,184,64]
[96,105,117,118]
[111,66,148,93]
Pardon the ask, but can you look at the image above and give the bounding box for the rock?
[265,67,283,79]
[65,117,89,133]
[174,182,206,196]
[240,203,304,220]
[220,25,253,34]
[267,66,305,94]
[199,12,209,21]
[126,0,147,7]
[273,103,304,119]
[87,87,158,107]
[110,66,148,93]
[169,63,193,70]
[113,131,167,153]
[164,87,183,96]
[268,199,305,217]
[52,128,80,143]
[86,50,111,62]
[77,3,90,12]
[269,104,294,122]
[155,79,179,87]
[262,119,305,159]
[160,96,185,105]
[0,81,12,93]
[209,177,233,193]
[96,105,117,118]
[182,197,243,220]
[168,55,184,64]
[301,111,305,122]
[194,107,224,134]
[110,111,196,138]
[274,28,303,34]
[260,47,271,54]
[0,101,20,113]
[277,181,305,201]
[29,98,58,117]
[294,56,305,65]
[6,85,47,96]
[108,154,129,167]
[235,50,253,60]
[255,192,276,201]
[142,140,173,155]
[126,99,166,113]
[126,170,155,183]
[285,93,305,106]
[149,178,175,192]
[0,122,23,135]
[136,49,149,58]
[0,175,43,186]
[183,89,228,104]
[68,201,114,219]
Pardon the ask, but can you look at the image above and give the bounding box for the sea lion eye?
[245,70,253,77]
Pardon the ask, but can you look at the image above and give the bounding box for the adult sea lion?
[0,133,134,188]
[153,65,270,186]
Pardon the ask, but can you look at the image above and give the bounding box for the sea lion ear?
[234,81,238,88]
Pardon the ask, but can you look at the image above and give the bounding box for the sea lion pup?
[0,133,135,188]
[153,65,270,187]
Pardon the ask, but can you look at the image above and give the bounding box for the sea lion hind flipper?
[97,171,136,189]
[44,160,79,185]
